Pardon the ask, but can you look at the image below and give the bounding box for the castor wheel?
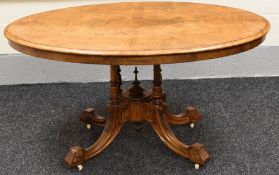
[194,163,200,170]
[190,123,195,128]
[86,124,92,129]
[77,164,83,171]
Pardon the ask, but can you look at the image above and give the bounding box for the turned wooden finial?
[133,67,139,86]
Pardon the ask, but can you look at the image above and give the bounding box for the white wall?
[0,0,278,85]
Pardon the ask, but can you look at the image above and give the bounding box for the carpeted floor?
[0,77,279,175]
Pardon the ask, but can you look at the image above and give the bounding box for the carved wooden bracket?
[65,65,210,170]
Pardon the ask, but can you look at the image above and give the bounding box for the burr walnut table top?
[4,2,270,65]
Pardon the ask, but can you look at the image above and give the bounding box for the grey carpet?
[0,77,279,175]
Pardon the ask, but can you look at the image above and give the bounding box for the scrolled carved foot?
[166,106,201,126]
[186,106,201,123]
[80,108,106,128]
[64,146,85,169]
[189,143,210,165]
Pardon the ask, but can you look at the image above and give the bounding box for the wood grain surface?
[4,2,270,65]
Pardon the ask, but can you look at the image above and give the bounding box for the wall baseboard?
[0,46,278,85]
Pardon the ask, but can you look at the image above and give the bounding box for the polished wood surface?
[5,2,270,65]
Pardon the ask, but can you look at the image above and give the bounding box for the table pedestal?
[64,65,210,171]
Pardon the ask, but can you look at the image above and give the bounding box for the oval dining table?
[4,2,270,171]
